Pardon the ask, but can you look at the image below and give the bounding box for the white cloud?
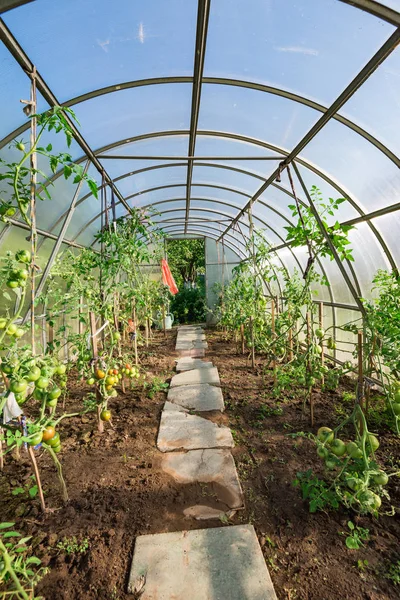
[97,39,110,53]
[275,46,318,56]
[137,22,145,44]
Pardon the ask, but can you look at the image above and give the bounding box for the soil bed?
[1,328,399,600]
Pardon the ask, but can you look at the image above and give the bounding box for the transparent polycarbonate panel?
[204,0,394,104]
[370,213,400,268]
[73,84,192,150]
[0,43,49,141]
[206,263,240,314]
[347,221,392,298]
[191,164,261,197]
[294,163,360,222]
[206,238,241,265]
[4,0,197,100]
[335,308,361,364]
[198,84,317,150]
[119,165,188,202]
[195,134,283,160]
[342,47,400,157]
[301,119,400,213]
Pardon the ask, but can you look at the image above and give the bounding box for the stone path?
[129,325,278,599]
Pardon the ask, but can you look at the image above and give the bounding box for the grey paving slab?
[161,448,243,508]
[177,348,206,358]
[167,384,224,412]
[170,367,220,388]
[162,401,188,413]
[128,524,278,599]
[183,505,236,521]
[157,410,233,452]
[176,358,213,372]
[192,340,208,348]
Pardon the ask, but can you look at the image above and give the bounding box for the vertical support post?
[29,67,37,354]
[319,302,325,385]
[271,297,277,383]
[249,317,255,369]
[47,322,54,354]
[306,311,314,426]
[78,296,84,335]
[288,326,293,361]
[357,330,365,433]
[133,300,138,366]
[28,445,46,512]
[89,312,104,433]
[240,323,245,354]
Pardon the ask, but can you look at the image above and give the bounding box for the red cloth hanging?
[161,259,179,295]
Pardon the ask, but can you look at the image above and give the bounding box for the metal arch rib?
[45,129,398,272]
[1,78,399,170]
[185,0,211,233]
[338,0,400,26]
[217,27,400,243]
[0,18,131,214]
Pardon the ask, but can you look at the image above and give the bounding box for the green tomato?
[346,441,363,460]
[325,459,337,470]
[16,142,25,152]
[26,366,41,382]
[314,344,322,355]
[13,328,25,339]
[112,332,121,342]
[6,279,20,289]
[15,249,31,264]
[372,471,388,486]
[46,398,58,408]
[52,443,62,454]
[367,434,379,452]
[47,432,60,447]
[36,376,50,390]
[317,446,329,459]
[330,439,347,457]
[87,377,95,385]
[59,381,66,389]
[392,403,400,416]
[48,386,61,400]
[29,431,43,446]
[11,268,28,281]
[33,388,45,401]
[346,476,361,491]
[393,391,400,404]
[9,379,28,394]
[317,427,334,444]
[315,328,324,339]
[56,364,67,375]
[0,318,7,330]
[14,392,27,405]
[6,323,17,336]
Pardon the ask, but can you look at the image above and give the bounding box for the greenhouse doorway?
[166,238,206,325]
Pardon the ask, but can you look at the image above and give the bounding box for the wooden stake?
[319,302,325,385]
[78,296,84,335]
[133,302,138,366]
[240,323,245,354]
[271,298,277,383]
[28,446,46,512]
[357,330,365,433]
[288,327,294,362]
[306,311,314,426]
[145,318,149,347]
[89,312,104,433]
[47,322,54,354]
[250,317,255,369]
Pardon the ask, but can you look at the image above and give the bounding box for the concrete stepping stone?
[176,358,213,372]
[170,367,220,388]
[177,348,206,358]
[157,410,233,452]
[163,401,188,413]
[161,448,243,508]
[128,524,278,599]
[167,384,224,412]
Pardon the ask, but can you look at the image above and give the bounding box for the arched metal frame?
[0,0,399,317]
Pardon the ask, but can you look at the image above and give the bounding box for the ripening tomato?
[42,426,56,442]
[100,409,111,421]
[95,369,105,380]
[29,431,43,446]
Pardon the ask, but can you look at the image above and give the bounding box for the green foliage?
[143,377,169,399]
[170,287,206,324]
[384,560,400,585]
[0,522,48,600]
[284,186,354,262]
[341,521,370,550]
[56,536,89,555]
[293,469,340,513]
[166,238,205,287]
[0,106,97,226]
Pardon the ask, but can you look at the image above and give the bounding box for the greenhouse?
[0,0,400,598]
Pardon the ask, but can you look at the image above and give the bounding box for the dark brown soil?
[1,328,399,600]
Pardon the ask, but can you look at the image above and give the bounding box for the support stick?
[28,446,46,512]
[250,317,255,369]
[162,304,166,338]
[89,312,104,433]
[271,298,276,383]
[319,302,325,385]
[357,330,365,433]
[133,301,138,366]
[306,311,314,426]
[241,323,245,354]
